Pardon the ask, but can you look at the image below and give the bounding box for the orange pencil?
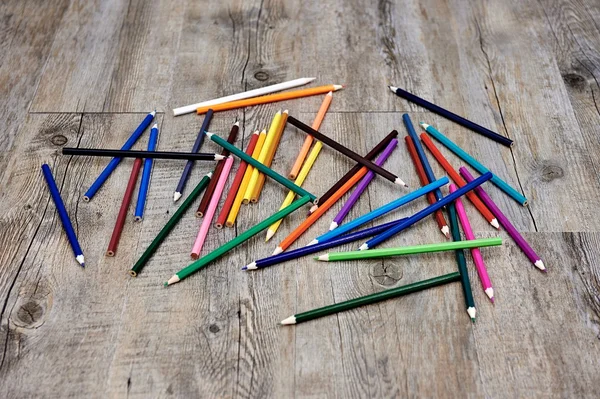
[272,165,369,255]
[196,85,343,114]
[288,91,334,179]
[420,133,499,229]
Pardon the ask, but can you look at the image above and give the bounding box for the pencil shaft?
[63,148,221,161]
[106,158,142,256]
[135,125,159,220]
[83,111,155,201]
[288,116,405,185]
[314,131,398,206]
[390,86,513,147]
[252,111,288,202]
[206,132,316,201]
[291,272,461,324]
[175,110,213,197]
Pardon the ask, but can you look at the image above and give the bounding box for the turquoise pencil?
[420,123,527,206]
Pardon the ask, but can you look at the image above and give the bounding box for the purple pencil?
[329,139,399,230]
[459,167,546,272]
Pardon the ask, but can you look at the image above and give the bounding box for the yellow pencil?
[243,111,282,202]
[265,93,333,241]
[226,130,266,227]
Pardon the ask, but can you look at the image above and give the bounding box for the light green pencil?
[165,195,311,286]
[316,237,502,261]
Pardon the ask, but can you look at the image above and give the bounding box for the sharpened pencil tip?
[441,226,450,238]
[359,243,369,251]
[272,247,283,256]
[309,205,318,213]
[329,221,338,231]
[152,123,158,129]
[173,192,182,202]
[388,86,398,92]
[420,122,430,130]
[307,239,318,246]
[234,121,240,126]
[485,288,494,302]
[283,109,289,114]
[491,219,500,229]
[244,262,257,270]
[150,110,156,116]
[76,255,85,266]
[280,316,296,325]
[467,307,477,320]
[265,229,275,242]
[535,260,546,271]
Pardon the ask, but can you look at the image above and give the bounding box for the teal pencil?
[420,123,527,206]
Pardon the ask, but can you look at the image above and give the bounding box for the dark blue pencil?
[173,109,214,202]
[134,124,159,221]
[41,164,85,267]
[83,110,155,201]
[242,218,408,270]
[359,172,493,250]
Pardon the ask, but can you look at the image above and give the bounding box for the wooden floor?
[1,0,600,397]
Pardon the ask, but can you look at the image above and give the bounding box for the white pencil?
[172,77,316,116]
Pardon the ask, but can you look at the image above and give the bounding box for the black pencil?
[388,86,513,147]
[63,148,226,161]
[287,116,407,187]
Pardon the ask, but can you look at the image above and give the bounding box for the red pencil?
[106,158,143,256]
[215,131,260,228]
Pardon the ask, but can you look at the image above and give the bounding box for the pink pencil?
[449,184,495,302]
[191,157,234,259]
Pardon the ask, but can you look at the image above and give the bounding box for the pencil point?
[388,86,398,92]
[76,255,85,267]
[244,262,257,271]
[265,229,275,242]
[272,246,283,256]
[326,91,333,96]
[205,131,214,137]
[306,77,317,82]
[359,243,369,251]
[491,219,500,229]
[215,154,226,161]
[283,109,289,114]
[441,225,450,238]
[485,288,494,301]
[309,205,318,213]
[535,260,546,271]
[467,307,477,320]
[280,315,296,325]
[333,84,344,91]
[234,121,240,126]
[420,122,430,130]
[150,110,157,116]
[173,192,182,202]
[329,221,338,231]
[152,123,158,129]
[394,177,407,186]
[166,275,180,286]
[316,254,329,261]
[307,239,318,246]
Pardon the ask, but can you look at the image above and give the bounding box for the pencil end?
[467,307,477,321]
[280,316,296,325]
[388,85,398,92]
[272,246,283,256]
[173,192,182,202]
[265,229,275,242]
[76,255,85,267]
[166,275,180,286]
[535,260,546,272]
[419,122,430,130]
[441,226,450,238]
[152,123,158,129]
[83,195,90,202]
[491,219,500,229]
[358,243,369,251]
[329,221,338,231]
[486,288,495,303]
[309,204,318,213]
[129,270,137,277]
[150,110,156,117]
[244,262,257,271]
[307,239,318,246]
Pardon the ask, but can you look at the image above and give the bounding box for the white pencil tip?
[309,205,318,213]
[215,154,226,161]
[260,129,267,134]
[283,109,289,114]
[173,192,182,202]
[280,316,296,325]
[485,288,495,301]
[329,221,338,231]
[307,77,317,82]
[420,122,430,129]
[245,262,257,271]
[234,121,240,126]
[491,219,500,229]
[272,247,283,256]
[205,131,214,137]
[152,123,158,129]
[307,239,318,246]
[265,229,275,242]
[326,91,333,96]
[206,172,213,178]
[76,255,85,266]
[535,260,546,271]
[317,254,329,261]
[388,86,398,92]
[150,110,157,116]
[166,275,180,286]
[333,84,344,90]
[467,307,477,320]
[359,243,369,251]
[441,225,450,238]
[394,177,407,186]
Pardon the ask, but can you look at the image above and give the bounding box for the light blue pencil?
[83,110,155,201]
[308,177,449,245]
[134,124,159,221]
[420,123,527,206]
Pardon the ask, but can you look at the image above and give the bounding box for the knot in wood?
[254,71,269,81]
[370,260,403,287]
[51,134,68,146]
[15,301,44,328]
[562,73,586,91]
[540,163,564,182]
[209,324,220,333]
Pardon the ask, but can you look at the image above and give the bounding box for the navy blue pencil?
[83,110,155,202]
[135,124,159,221]
[173,109,214,202]
[243,218,407,271]
[41,164,85,267]
[359,172,493,250]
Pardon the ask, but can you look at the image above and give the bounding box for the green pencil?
[205,132,316,202]
[448,199,477,321]
[280,271,461,325]
[165,195,311,286]
[129,172,212,277]
[316,237,501,261]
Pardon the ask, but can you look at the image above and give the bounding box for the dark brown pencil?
[196,122,239,217]
[287,116,407,187]
[310,130,398,211]
[62,148,225,161]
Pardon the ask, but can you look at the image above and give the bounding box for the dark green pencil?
[280,271,461,325]
[448,197,477,321]
[129,172,212,276]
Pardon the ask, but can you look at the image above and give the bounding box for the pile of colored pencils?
[43,78,544,328]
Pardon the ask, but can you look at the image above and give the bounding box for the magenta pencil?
[449,184,495,302]
[459,167,545,272]
[329,139,398,230]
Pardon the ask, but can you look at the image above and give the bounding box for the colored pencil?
[106,158,143,256]
[420,133,499,228]
[165,195,311,286]
[205,132,316,201]
[288,116,407,186]
[329,137,398,230]
[173,77,316,116]
[389,86,513,147]
[460,168,546,271]
[241,130,267,204]
[447,193,477,321]
[226,131,266,227]
[359,172,493,250]
[405,136,449,238]
[316,237,501,261]
[288,92,333,179]
[450,184,495,302]
[310,176,448,246]
[196,121,239,217]
[244,218,408,271]
[83,110,155,201]
[215,132,260,228]
[310,131,399,210]
[191,157,234,258]
[421,123,527,206]
[62,148,224,161]
[244,112,283,202]
[173,109,213,202]
[251,110,288,203]
[197,85,343,114]
[134,124,159,221]
[129,172,212,276]
[41,164,85,267]
[280,272,461,325]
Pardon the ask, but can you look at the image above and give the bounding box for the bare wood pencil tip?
[173,192,182,202]
[388,85,398,92]
[152,123,158,129]
[491,219,500,229]
[441,226,450,238]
